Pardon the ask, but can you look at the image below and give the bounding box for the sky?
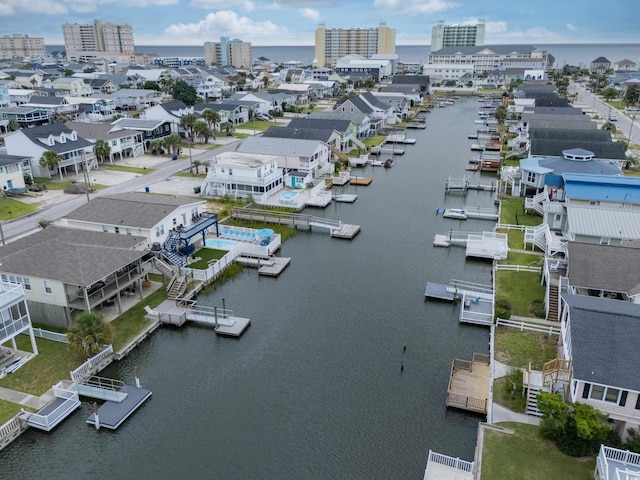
[2,0,639,47]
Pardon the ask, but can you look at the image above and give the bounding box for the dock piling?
[93,402,100,430]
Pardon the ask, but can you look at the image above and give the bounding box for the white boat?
[442,208,467,220]
[371,160,385,167]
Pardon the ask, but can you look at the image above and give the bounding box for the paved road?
[1,139,242,243]
[570,81,638,146]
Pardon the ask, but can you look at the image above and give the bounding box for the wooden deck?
[349,177,372,186]
[446,353,490,415]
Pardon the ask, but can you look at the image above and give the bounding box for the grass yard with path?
[0,197,38,220]
[495,270,546,317]
[481,423,595,480]
[106,165,153,175]
[110,288,167,352]
[0,399,34,425]
[494,327,558,370]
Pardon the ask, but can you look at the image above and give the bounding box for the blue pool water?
[204,238,238,250]
[280,191,298,201]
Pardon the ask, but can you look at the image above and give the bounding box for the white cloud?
[486,24,561,44]
[566,24,577,31]
[189,0,255,10]
[123,0,180,5]
[0,0,68,15]
[161,10,292,44]
[373,0,458,15]
[299,7,320,21]
[274,0,333,5]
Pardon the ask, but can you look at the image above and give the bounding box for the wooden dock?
[445,176,496,194]
[86,386,152,430]
[258,256,291,277]
[331,223,361,239]
[446,353,490,415]
[349,177,372,186]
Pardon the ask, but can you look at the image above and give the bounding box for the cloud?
[485,23,561,44]
[162,10,291,44]
[299,7,320,21]
[373,0,458,15]
[189,0,254,10]
[274,0,333,5]
[0,0,68,15]
[566,24,577,31]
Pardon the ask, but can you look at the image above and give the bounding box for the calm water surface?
[0,97,497,479]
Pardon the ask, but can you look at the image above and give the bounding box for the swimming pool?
[279,191,298,201]
[205,238,238,250]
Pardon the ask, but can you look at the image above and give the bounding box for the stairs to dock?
[547,281,559,321]
[526,385,542,417]
[167,275,188,299]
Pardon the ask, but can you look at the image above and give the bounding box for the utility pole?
[82,150,90,203]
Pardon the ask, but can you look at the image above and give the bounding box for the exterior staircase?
[167,275,188,299]
[524,224,547,253]
[547,280,559,321]
[524,190,548,216]
[526,385,543,417]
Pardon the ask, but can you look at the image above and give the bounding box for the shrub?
[528,298,546,318]
[495,297,512,320]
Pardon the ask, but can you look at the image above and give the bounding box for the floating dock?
[407,121,426,129]
[349,177,372,186]
[424,282,456,301]
[258,256,291,277]
[425,279,495,325]
[86,386,152,430]
[333,193,358,203]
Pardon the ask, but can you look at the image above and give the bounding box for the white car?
[609,114,617,122]
[256,114,273,121]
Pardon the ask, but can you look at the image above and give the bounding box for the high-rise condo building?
[430,20,485,52]
[0,34,47,59]
[204,37,252,69]
[62,20,135,62]
[314,22,396,68]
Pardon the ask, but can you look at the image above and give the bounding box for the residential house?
[334,55,392,79]
[273,83,312,107]
[566,242,640,303]
[563,205,640,246]
[227,92,274,116]
[2,70,43,88]
[563,173,640,210]
[378,84,422,106]
[286,118,358,152]
[141,100,194,134]
[111,118,172,150]
[125,67,172,84]
[594,445,640,480]
[0,85,10,108]
[61,192,207,248]
[309,111,372,138]
[590,57,612,74]
[0,153,29,192]
[47,77,93,97]
[528,129,626,162]
[200,151,284,202]
[370,91,410,119]
[0,226,149,328]
[335,91,396,129]
[236,135,332,181]
[4,123,97,179]
[262,126,342,152]
[88,78,118,95]
[0,281,38,363]
[559,294,640,440]
[23,96,80,120]
[614,59,637,72]
[392,75,430,93]
[64,96,117,121]
[194,101,248,125]
[0,106,51,129]
[66,121,144,160]
[7,88,35,105]
[196,75,227,100]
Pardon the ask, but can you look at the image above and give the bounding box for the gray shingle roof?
[20,124,94,153]
[0,226,147,286]
[236,136,325,157]
[568,242,640,295]
[66,121,140,141]
[262,126,335,143]
[64,193,203,228]
[287,118,353,133]
[0,154,29,167]
[309,111,369,124]
[530,138,626,160]
[562,293,640,391]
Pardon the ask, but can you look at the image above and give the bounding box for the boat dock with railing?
[432,230,508,260]
[425,279,494,325]
[446,353,490,415]
[423,450,474,480]
[148,301,251,337]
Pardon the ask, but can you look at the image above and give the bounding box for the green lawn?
[494,327,558,369]
[0,399,33,426]
[499,251,543,267]
[176,172,207,179]
[493,376,527,413]
[500,198,542,226]
[482,423,595,480]
[188,247,227,269]
[495,270,546,317]
[0,336,83,396]
[362,135,386,148]
[33,177,72,191]
[106,165,152,175]
[0,197,39,220]
[110,288,167,351]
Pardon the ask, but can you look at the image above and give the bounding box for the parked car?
[609,114,618,121]
[256,113,273,121]
[625,107,639,113]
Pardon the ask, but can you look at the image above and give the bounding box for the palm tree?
[201,108,220,135]
[192,159,204,174]
[37,218,53,229]
[179,114,197,140]
[162,134,182,156]
[149,139,164,155]
[94,139,111,164]
[39,150,62,180]
[193,120,212,144]
[67,311,113,358]
[7,118,19,131]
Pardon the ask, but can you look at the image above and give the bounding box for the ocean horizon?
[46,43,640,69]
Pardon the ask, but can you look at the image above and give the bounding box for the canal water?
[0,97,497,479]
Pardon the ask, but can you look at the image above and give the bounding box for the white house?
[66,121,145,160]
[0,154,29,192]
[0,281,38,366]
[141,100,194,134]
[4,124,97,179]
[200,151,284,202]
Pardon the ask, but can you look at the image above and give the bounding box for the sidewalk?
[0,386,53,410]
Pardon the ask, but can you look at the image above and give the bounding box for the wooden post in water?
[134,366,141,388]
[93,402,100,430]
[214,307,218,328]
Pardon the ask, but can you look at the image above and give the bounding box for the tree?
[172,79,197,105]
[159,77,174,95]
[624,84,640,107]
[493,105,508,124]
[149,139,165,155]
[193,120,212,144]
[94,139,111,163]
[603,87,618,101]
[162,134,182,156]
[67,311,113,358]
[262,76,269,89]
[64,68,74,77]
[201,108,220,134]
[192,159,204,174]
[180,114,197,140]
[39,150,62,180]
[538,392,618,457]
[142,80,161,91]
[8,118,19,132]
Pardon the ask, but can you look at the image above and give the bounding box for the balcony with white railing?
[596,445,640,480]
[0,282,25,310]
[423,450,474,480]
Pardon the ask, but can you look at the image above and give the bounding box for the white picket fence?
[495,264,541,274]
[30,328,69,344]
[496,318,560,335]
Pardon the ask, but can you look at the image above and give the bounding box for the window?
[636,394,640,410]
[102,225,109,233]
[605,388,620,403]
[125,228,132,235]
[114,226,120,234]
[600,237,611,245]
[589,200,600,206]
[22,277,31,291]
[590,385,605,401]
[43,280,53,295]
